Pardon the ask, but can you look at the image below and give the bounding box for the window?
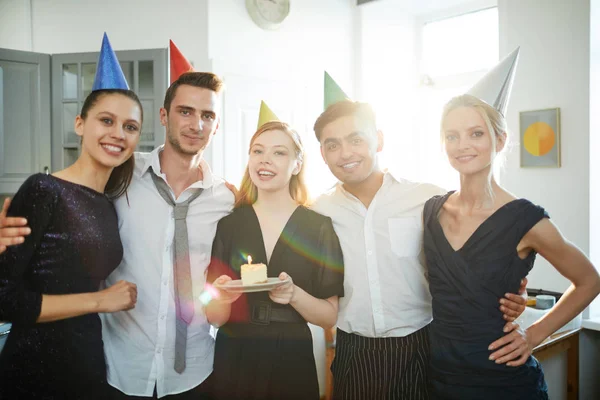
[415,7,499,190]
[422,8,499,78]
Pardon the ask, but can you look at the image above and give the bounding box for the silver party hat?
[467,47,520,115]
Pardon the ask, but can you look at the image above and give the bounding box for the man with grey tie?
[103,70,233,399]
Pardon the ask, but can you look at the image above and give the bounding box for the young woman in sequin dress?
[0,87,143,399]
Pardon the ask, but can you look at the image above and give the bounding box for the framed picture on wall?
[519,107,561,168]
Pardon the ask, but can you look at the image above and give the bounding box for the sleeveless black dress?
[423,192,549,400]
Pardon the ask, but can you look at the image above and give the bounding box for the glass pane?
[81,63,96,99]
[423,7,498,77]
[63,102,79,144]
[0,60,36,174]
[62,64,78,99]
[141,132,155,142]
[141,100,154,141]
[120,61,133,89]
[138,61,154,96]
[137,145,155,153]
[63,148,79,168]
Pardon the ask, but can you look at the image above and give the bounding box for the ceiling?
[358,0,489,16]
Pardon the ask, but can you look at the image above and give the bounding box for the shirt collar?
[334,169,399,198]
[139,145,162,176]
[140,145,216,190]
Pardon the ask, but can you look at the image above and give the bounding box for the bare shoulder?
[497,189,519,205]
[522,218,559,246]
[441,192,459,215]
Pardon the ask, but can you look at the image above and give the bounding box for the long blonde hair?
[235,121,310,208]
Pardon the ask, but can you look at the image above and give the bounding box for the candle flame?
[248,255,252,264]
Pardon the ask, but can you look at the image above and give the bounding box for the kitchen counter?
[533,328,581,353]
[581,318,600,331]
[533,328,580,400]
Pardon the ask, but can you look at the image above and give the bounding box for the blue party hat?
[92,33,129,91]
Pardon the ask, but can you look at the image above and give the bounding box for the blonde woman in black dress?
[423,94,600,399]
[206,121,344,400]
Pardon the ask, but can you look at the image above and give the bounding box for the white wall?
[206,0,356,192]
[208,0,355,86]
[589,0,600,319]
[0,0,32,51]
[0,0,211,70]
[356,1,419,178]
[498,0,590,293]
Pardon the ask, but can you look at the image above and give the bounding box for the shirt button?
[163,280,168,286]
[157,349,162,354]
[367,250,373,256]
[161,315,166,320]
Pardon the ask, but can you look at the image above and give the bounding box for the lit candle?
[241,254,267,285]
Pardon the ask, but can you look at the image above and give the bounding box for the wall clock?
[245,0,291,30]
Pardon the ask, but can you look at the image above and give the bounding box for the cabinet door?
[0,49,51,194]
[51,49,167,171]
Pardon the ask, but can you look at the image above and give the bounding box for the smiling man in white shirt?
[311,100,527,400]
[102,71,234,399]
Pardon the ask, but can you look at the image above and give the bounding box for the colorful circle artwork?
[523,122,556,156]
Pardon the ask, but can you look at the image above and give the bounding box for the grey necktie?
[150,170,203,374]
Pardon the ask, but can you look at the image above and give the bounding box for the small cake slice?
[241,263,268,285]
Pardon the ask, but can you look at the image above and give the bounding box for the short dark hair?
[313,100,377,141]
[163,72,224,113]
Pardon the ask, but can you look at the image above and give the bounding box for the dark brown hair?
[235,121,309,208]
[163,72,224,113]
[313,100,377,141]
[80,89,143,199]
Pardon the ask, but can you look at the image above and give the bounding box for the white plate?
[215,277,290,293]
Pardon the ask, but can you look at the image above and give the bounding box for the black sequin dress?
[0,174,123,399]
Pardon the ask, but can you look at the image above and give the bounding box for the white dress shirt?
[311,172,445,338]
[101,147,234,397]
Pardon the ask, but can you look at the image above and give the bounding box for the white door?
[0,48,51,194]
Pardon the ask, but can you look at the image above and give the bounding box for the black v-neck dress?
[423,192,549,400]
[0,174,122,399]
[208,205,344,400]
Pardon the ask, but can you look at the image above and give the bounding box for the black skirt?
[213,321,319,400]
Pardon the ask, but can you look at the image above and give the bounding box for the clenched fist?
[96,280,137,313]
